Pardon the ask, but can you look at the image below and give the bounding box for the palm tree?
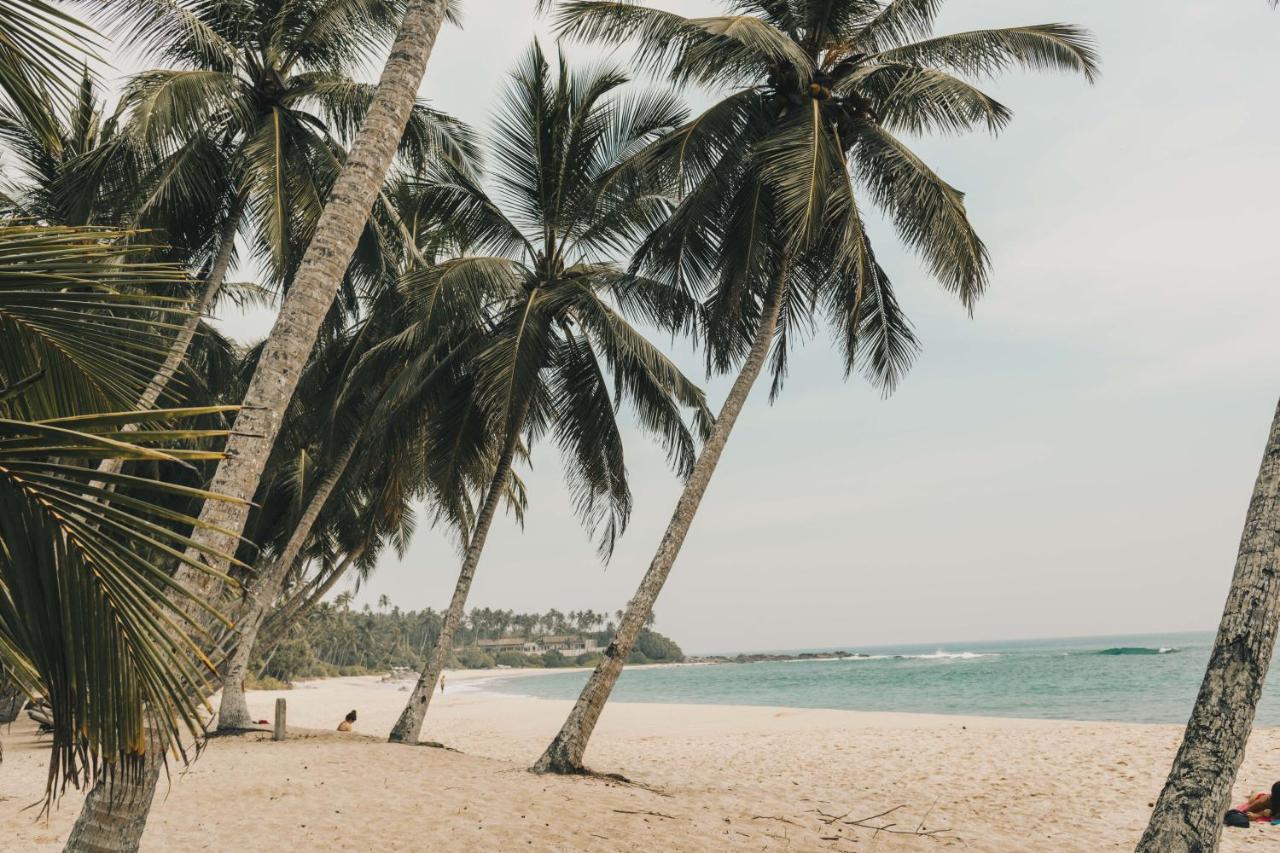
[385,42,712,745]
[63,0,458,846]
[0,70,119,226]
[80,0,476,417]
[0,224,241,806]
[532,0,1098,775]
[1138,401,1280,851]
[216,273,507,729]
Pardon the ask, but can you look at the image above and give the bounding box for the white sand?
[3,670,1278,851]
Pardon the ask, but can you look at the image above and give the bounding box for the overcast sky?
[100,1,1280,653]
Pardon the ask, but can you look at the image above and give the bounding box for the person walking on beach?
[439,674,446,694]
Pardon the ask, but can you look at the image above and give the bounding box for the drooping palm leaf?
[0,225,197,419]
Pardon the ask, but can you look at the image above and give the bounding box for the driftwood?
[752,814,803,827]
[814,804,955,841]
[611,808,679,820]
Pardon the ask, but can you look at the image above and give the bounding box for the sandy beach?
[3,670,1277,851]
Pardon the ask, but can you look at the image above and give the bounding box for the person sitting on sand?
[337,709,357,732]
[1234,782,1280,822]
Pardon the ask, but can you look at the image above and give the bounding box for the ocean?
[484,631,1280,725]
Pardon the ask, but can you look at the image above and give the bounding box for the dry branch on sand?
[814,804,958,842]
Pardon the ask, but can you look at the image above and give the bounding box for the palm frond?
[551,1,814,87]
[0,406,244,802]
[0,225,197,419]
[874,24,1099,84]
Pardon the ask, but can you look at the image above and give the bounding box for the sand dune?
[2,672,1278,850]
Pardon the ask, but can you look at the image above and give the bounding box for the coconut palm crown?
[91,0,477,289]
[549,0,1098,394]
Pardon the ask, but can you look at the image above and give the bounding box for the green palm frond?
[81,0,239,71]
[852,123,988,308]
[873,24,1099,84]
[550,2,814,87]
[852,0,944,53]
[0,0,98,145]
[0,225,197,419]
[0,406,244,802]
[845,63,1010,135]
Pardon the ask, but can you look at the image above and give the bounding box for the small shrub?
[574,652,603,667]
[541,649,566,668]
[491,648,527,666]
[455,647,495,669]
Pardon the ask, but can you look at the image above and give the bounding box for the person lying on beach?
[337,709,357,732]
[1229,782,1280,823]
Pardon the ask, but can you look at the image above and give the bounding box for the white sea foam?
[899,650,996,660]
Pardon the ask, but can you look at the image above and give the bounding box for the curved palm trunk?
[388,420,524,744]
[92,205,242,481]
[64,3,451,849]
[257,547,363,656]
[532,275,788,774]
[139,203,243,411]
[216,439,359,730]
[1137,398,1280,852]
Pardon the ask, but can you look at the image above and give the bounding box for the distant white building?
[464,634,600,657]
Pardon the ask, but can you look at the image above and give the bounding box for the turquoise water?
[484,632,1280,725]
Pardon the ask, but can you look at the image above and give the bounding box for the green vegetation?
[250,602,684,684]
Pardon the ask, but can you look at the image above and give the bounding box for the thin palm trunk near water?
[1138,398,1280,853]
[388,420,524,744]
[533,274,788,774]
[63,1,452,848]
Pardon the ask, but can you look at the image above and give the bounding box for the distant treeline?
[252,599,684,686]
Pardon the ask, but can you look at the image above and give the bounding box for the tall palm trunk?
[532,274,788,774]
[216,438,359,730]
[1138,398,1280,852]
[63,3,451,849]
[388,415,525,744]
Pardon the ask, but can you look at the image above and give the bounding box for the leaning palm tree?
[1138,403,1280,850]
[384,42,712,745]
[214,290,508,730]
[0,224,241,806]
[532,0,1098,774]
[64,0,459,845]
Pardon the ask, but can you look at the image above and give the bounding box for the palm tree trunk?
[93,203,242,481]
[388,416,525,744]
[64,3,451,848]
[532,273,788,774]
[1137,398,1280,852]
[216,438,360,730]
[139,201,242,411]
[61,737,164,853]
[257,547,362,657]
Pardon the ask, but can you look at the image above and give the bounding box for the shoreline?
[4,674,1279,850]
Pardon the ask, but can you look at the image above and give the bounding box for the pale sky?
[95,1,1280,653]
